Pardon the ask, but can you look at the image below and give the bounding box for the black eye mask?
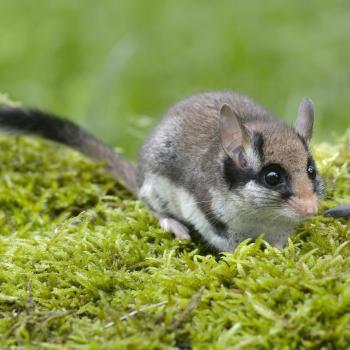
[324,204,350,218]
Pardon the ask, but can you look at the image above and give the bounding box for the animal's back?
[137,90,273,187]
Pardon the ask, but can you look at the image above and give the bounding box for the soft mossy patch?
[0,127,349,349]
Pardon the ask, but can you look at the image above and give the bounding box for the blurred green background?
[0,0,349,160]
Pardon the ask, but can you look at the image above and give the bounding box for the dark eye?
[261,164,285,187]
[265,170,282,186]
[307,164,316,180]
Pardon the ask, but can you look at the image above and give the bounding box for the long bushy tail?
[0,107,138,194]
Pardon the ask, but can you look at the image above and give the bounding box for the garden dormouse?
[0,91,326,251]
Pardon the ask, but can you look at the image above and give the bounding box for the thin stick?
[104,300,168,328]
[169,286,205,331]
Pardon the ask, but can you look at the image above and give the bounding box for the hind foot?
[159,217,191,240]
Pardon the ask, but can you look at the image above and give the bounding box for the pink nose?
[291,196,318,216]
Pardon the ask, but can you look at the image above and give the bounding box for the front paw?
[159,217,191,240]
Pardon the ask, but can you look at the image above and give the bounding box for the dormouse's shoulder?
[165,90,275,122]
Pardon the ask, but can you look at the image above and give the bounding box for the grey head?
[216,97,322,248]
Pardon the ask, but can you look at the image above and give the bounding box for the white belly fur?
[139,174,232,251]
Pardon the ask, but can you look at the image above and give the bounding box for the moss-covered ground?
[0,123,349,348]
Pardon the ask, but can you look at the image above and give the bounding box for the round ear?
[219,104,249,165]
[295,97,314,143]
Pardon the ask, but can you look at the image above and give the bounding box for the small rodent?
[0,91,329,251]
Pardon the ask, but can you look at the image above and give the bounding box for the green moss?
[0,125,349,349]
